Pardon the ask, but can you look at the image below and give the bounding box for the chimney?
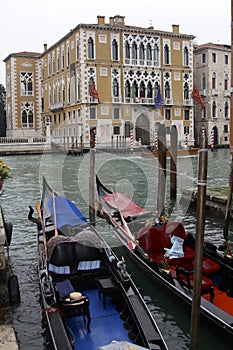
[172,24,179,34]
[97,16,105,25]
[44,44,47,52]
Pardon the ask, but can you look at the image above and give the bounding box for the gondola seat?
[202,257,221,275]
[55,279,91,331]
[137,224,195,266]
[48,240,107,288]
[176,266,214,303]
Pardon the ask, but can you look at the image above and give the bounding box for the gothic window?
[112,39,118,61]
[183,46,189,66]
[125,41,130,59]
[21,102,34,128]
[146,43,152,61]
[184,82,189,99]
[62,84,65,102]
[113,78,119,97]
[139,43,145,61]
[132,42,137,59]
[125,80,130,98]
[154,44,159,64]
[164,44,170,64]
[165,82,170,98]
[20,72,33,96]
[147,81,153,98]
[154,82,159,98]
[140,81,145,98]
[88,37,94,59]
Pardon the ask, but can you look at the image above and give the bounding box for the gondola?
[28,176,168,350]
[96,175,233,339]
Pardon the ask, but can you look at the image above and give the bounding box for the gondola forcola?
[28,176,168,350]
[96,175,233,339]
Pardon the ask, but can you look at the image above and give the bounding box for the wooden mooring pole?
[189,129,208,350]
[223,0,233,239]
[89,148,96,225]
[157,124,167,217]
[170,125,178,200]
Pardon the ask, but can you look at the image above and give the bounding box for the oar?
[98,200,136,250]
[36,202,49,277]
[111,190,135,250]
[52,190,58,236]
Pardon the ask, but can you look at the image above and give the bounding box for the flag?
[154,85,162,108]
[90,80,100,102]
[191,86,204,110]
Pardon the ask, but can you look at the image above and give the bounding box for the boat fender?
[8,274,20,307]
[4,221,13,247]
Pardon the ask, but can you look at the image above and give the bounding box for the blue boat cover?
[47,196,87,229]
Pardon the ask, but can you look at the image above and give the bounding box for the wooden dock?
[180,187,232,219]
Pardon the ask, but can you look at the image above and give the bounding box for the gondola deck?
[67,288,130,350]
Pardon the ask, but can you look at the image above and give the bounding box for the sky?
[0,0,231,86]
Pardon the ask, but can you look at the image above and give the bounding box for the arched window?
[225,101,229,118]
[113,78,119,97]
[164,44,170,64]
[212,101,217,118]
[132,42,137,59]
[88,37,94,59]
[132,81,138,99]
[125,80,130,98]
[224,73,229,90]
[154,44,159,65]
[125,41,130,59]
[165,82,170,98]
[146,43,152,61]
[139,43,145,61]
[112,39,118,61]
[212,72,216,89]
[184,82,189,99]
[184,46,189,66]
[147,81,153,98]
[202,73,206,89]
[140,81,145,98]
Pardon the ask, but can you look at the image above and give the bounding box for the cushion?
[56,279,75,298]
[49,263,70,274]
[77,260,101,270]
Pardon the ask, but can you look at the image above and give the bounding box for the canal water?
[0,148,233,349]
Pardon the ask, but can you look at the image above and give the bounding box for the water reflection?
[0,148,232,349]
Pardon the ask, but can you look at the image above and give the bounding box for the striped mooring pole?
[130,130,134,154]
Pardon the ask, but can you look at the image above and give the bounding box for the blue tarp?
[47,196,87,229]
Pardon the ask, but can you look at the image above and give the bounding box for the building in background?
[193,43,231,147]
[3,52,42,138]
[4,15,196,149]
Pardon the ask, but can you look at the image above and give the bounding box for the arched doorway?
[135,114,150,145]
